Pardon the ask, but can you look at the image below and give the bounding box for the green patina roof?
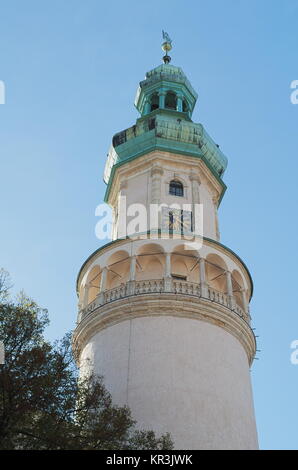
[103,62,228,203]
[135,63,198,117]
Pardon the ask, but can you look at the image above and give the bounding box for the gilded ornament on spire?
[162,30,172,64]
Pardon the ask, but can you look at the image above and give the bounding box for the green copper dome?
[135,64,198,118]
[104,61,228,203]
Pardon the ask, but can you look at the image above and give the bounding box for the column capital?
[212,194,219,205]
[151,165,164,176]
[120,179,128,190]
[189,172,201,184]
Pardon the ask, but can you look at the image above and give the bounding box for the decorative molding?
[120,179,128,190]
[73,293,256,366]
[105,150,226,207]
[189,170,201,184]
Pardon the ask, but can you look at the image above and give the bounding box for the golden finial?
[162,30,172,64]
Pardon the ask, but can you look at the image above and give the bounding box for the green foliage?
[0,276,173,450]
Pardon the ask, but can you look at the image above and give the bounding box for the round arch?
[106,250,130,290]
[206,253,228,293]
[165,91,177,110]
[136,243,165,281]
[171,244,200,282]
[85,265,101,305]
[150,92,159,112]
[232,269,246,310]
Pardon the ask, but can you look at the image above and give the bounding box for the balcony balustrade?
[78,278,248,324]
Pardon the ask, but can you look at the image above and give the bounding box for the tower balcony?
[74,237,255,363]
[78,276,249,325]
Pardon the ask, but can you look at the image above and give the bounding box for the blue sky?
[1,0,298,450]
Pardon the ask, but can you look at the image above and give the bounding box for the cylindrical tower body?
[73,62,258,450]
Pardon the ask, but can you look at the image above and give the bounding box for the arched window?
[165,91,177,110]
[150,93,159,111]
[182,99,188,113]
[169,180,184,197]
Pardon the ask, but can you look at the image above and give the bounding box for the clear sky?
[1,0,298,450]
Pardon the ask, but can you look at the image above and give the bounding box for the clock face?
[162,208,192,234]
[169,211,181,231]
[181,211,192,233]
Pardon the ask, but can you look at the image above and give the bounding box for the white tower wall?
[80,315,258,449]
